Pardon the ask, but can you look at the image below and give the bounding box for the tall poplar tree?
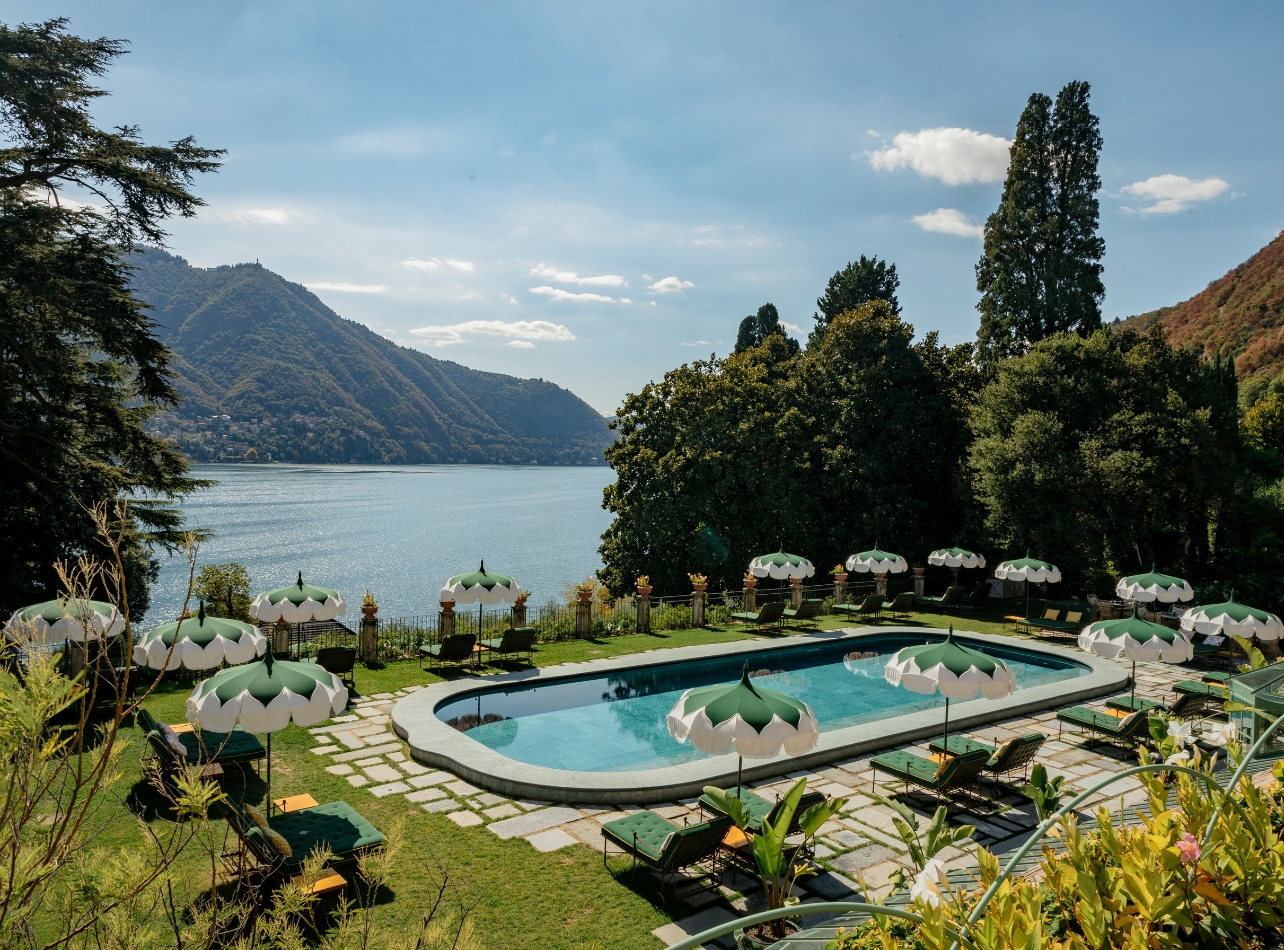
[975,81,1104,370]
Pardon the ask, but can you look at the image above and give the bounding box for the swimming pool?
[433,634,1089,772]
[393,628,1124,804]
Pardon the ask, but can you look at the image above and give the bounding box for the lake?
[147,464,616,624]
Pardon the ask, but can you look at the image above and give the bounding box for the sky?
[9,2,1284,413]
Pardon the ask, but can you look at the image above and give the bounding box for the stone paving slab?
[651,906,739,950]
[420,798,459,813]
[406,787,447,803]
[488,806,583,840]
[526,828,579,852]
[447,810,483,827]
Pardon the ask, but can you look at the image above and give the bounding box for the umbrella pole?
[1131,660,1137,709]
[266,732,272,816]
[737,755,743,800]
[943,697,950,755]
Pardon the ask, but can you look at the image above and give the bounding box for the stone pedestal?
[833,575,848,606]
[438,607,455,640]
[274,619,291,657]
[359,615,378,664]
[875,574,887,597]
[692,589,706,628]
[575,599,593,638]
[913,568,925,597]
[511,603,528,628]
[790,577,803,608]
[743,582,757,613]
[636,592,651,633]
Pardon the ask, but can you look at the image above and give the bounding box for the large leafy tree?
[975,81,1104,370]
[601,303,975,594]
[0,18,221,617]
[968,328,1244,595]
[734,302,800,356]
[812,256,900,332]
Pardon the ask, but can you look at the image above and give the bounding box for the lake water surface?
[148,464,615,624]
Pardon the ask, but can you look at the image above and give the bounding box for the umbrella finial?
[296,571,304,590]
[198,601,206,624]
[480,560,486,574]
[264,647,275,673]
[1229,589,1236,602]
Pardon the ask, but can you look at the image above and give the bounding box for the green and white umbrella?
[668,661,819,795]
[927,547,986,570]
[4,598,125,646]
[883,627,1015,752]
[846,543,908,575]
[249,572,347,624]
[134,603,267,671]
[1115,565,1195,604]
[1078,608,1195,707]
[749,549,815,580]
[1180,592,1283,642]
[994,552,1061,619]
[187,650,348,811]
[440,561,522,605]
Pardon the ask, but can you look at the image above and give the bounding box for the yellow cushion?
[264,828,293,857]
[1065,611,1082,623]
[243,803,270,833]
[1043,609,1059,620]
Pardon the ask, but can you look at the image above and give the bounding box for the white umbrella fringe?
[884,657,1017,699]
[4,606,126,645]
[186,679,347,733]
[1180,607,1282,641]
[667,705,819,758]
[134,629,266,671]
[440,580,522,606]
[249,592,347,623]
[1077,627,1195,663]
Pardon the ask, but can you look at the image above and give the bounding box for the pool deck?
[390,626,1127,804]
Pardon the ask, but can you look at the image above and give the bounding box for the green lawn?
[79,606,1028,948]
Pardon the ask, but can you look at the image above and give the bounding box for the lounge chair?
[729,600,785,632]
[855,593,884,622]
[1032,608,1086,637]
[1104,691,1209,719]
[315,646,357,690]
[138,708,266,774]
[224,798,384,879]
[1054,706,1150,748]
[881,591,917,620]
[927,733,1046,789]
[419,633,476,671]
[1202,671,1230,684]
[917,586,965,613]
[1190,633,1230,668]
[961,581,992,609]
[600,811,732,898]
[870,746,990,803]
[479,626,536,664]
[782,598,824,629]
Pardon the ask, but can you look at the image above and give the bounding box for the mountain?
[1121,231,1284,380]
[130,248,611,465]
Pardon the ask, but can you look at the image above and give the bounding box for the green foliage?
[976,81,1104,370]
[0,19,219,619]
[968,327,1242,594]
[735,302,800,356]
[601,302,976,594]
[873,796,975,892]
[131,248,611,465]
[812,255,901,341]
[1242,391,1284,450]
[1020,762,1066,821]
[193,562,253,621]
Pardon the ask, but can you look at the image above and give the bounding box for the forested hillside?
[130,248,610,464]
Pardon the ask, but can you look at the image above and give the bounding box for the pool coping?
[390,626,1128,805]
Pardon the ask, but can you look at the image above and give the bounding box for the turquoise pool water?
[435,635,1089,772]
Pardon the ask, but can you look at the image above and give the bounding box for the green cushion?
[178,729,266,764]
[871,750,940,782]
[601,811,676,856]
[261,800,384,867]
[831,603,860,613]
[729,612,761,621]
[699,789,774,830]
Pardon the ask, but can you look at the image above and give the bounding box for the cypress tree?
[976,81,1104,369]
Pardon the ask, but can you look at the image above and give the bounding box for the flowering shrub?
[831,753,1284,950]
[688,573,708,586]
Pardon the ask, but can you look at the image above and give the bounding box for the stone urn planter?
[743,577,758,589]
[576,589,594,604]
[637,585,653,597]
[361,604,378,620]
[439,600,455,615]
[692,583,708,593]
[833,572,848,584]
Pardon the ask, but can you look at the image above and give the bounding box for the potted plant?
[574,579,596,603]
[743,572,758,589]
[361,590,378,619]
[439,598,455,615]
[688,572,708,592]
[703,778,846,948]
[831,564,848,583]
[514,590,530,607]
[635,575,652,596]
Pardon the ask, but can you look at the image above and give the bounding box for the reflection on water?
[843,651,882,677]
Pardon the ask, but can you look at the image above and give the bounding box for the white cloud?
[305,282,387,293]
[529,286,616,303]
[680,340,712,346]
[229,208,292,225]
[400,257,474,272]
[620,298,632,304]
[409,319,576,347]
[911,208,984,238]
[648,276,694,294]
[499,293,520,306]
[508,340,535,348]
[649,301,657,307]
[529,263,626,287]
[1120,175,1229,214]
[866,128,1011,185]
[779,321,803,336]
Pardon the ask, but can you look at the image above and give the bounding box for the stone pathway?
[306,651,1217,947]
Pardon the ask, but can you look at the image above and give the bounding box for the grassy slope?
[85,608,1025,949]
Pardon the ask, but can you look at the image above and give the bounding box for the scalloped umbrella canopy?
[134,603,266,671]
[249,572,347,623]
[748,549,815,580]
[883,629,1016,699]
[927,548,987,570]
[993,553,1061,583]
[846,543,908,574]
[3,599,124,646]
[1078,609,1194,663]
[668,662,819,759]
[1180,592,1283,642]
[1115,565,1195,604]
[187,649,348,734]
[440,561,523,605]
